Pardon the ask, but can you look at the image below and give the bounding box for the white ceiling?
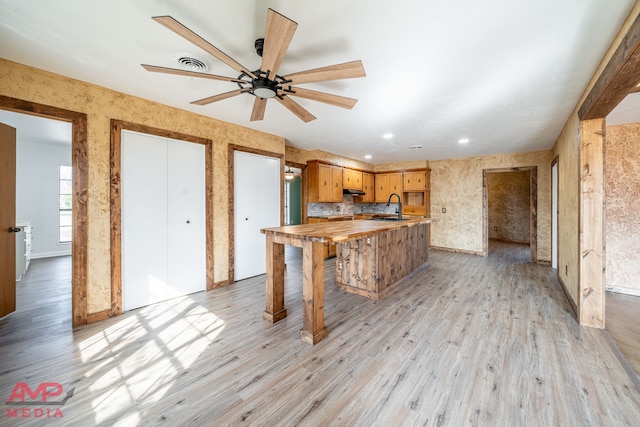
[0,109,71,145]
[0,0,637,163]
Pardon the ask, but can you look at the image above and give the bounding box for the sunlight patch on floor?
[75,295,225,425]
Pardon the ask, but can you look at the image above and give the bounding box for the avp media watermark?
[5,382,75,419]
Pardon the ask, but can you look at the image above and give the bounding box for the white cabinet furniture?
[15,221,32,281]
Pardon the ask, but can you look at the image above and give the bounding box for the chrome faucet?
[386,192,402,220]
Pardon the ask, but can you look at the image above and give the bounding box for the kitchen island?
[261,217,434,344]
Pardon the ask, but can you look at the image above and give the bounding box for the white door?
[121,131,205,311]
[234,151,280,280]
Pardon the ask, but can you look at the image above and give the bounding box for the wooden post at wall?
[579,118,605,328]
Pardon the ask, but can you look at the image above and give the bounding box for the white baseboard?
[606,286,640,297]
[31,251,72,259]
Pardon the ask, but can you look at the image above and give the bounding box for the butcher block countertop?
[261,217,435,244]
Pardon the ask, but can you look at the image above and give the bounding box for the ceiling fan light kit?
[143,9,365,122]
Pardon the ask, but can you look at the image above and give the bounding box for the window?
[59,165,72,243]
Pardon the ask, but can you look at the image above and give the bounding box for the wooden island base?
[335,222,429,300]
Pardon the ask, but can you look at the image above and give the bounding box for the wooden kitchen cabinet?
[358,172,375,203]
[403,171,426,191]
[307,161,343,202]
[402,169,431,217]
[342,168,362,190]
[374,172,403,202]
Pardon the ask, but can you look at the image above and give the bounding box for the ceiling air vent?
[174,53,210,72]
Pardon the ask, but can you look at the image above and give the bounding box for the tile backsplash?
[308,194,398,217]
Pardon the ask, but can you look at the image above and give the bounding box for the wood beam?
[579,118,605,328]
[579,13,640,120]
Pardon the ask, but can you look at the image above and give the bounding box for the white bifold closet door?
[121,130,206,311]
[234,151,280,281]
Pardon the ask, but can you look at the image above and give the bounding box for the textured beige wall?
[374,160,430,172]
[430,150,551,260]
[285,146,374,170]
[487,171,530,243]
[550,4,640,307]
[0,58,285,314]
[550,115,580,303]
[605,123,640,294]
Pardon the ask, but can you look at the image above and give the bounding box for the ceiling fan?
[142,9,366,123]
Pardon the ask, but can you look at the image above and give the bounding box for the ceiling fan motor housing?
[252,75,279,98]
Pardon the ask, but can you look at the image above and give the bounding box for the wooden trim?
[212,280,230,289]
[579,13,640,120]
[110,120,214,316]
[228,144,284,284]
[482,167,538,262]
[558,273,578,317]
[0,95,88,328]
[429,246,483,256]
[86,309,110,324]
[285,160,306,169]
[579,118,605,328]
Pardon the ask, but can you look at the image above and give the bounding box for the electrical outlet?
[338,262,343,270]
[442,207,446,213]
[366,237,371,245]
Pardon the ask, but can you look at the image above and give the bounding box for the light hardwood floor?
[606,291,640,381]
[1,245,640,426]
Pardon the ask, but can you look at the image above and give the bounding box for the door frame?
[0,95,88,327]
[482,166,538,262]
[110,120,214,316]
[228,144,284,284]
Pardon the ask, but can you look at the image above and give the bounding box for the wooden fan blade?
[251,97,267,121]
[261,9,297,78]
[276,96,316,122]
[141,64,246,83]
[153,16,257,79]
[282,60,366,85]
[286,87,358,109]
[191,89,250,106]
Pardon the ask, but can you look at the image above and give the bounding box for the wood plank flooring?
[606,291,640,380]
[1,245,640,426]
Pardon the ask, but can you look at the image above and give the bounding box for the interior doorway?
[482,167,538,263]
[0,109,72,323]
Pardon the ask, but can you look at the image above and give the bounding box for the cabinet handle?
[9,227,22,233]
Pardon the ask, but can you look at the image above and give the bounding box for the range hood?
[343,188,366,196]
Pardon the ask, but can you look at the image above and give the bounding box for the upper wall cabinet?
[359,172,375,203]
[343,168,363,190]
[374,172,403,202]
[308,160,343,202]
[403,171,426,191]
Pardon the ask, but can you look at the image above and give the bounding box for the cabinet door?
[374,174,389,202]
[343,169,362,190]
[389,173,403,193]
[362,173,375,203]
[404,171,426,191]
[317,163,333,202]
[331,165,343,201]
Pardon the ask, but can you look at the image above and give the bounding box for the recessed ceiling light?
[383,133,393,139]
[409,144,423,149]
[458,138,470,144]
[364,154,372,159]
